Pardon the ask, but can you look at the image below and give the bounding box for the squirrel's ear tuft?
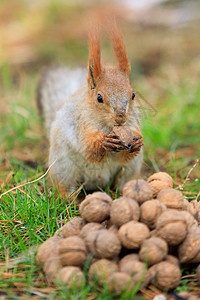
[109,21,131,76]
[88,28,102,90]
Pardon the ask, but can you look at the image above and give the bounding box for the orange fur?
[88,28,102,88]
[109,21,131,75]
[82,131,107,164]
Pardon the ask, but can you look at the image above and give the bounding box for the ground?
[0,0,200,299]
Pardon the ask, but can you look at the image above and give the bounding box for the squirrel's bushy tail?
[37,66,87,133]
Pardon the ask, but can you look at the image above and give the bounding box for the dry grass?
[0,0,200,298]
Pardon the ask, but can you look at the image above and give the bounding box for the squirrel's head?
[87,23,135,129]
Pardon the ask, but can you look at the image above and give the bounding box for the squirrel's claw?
[105,134,126,146]
[102,141,126,152]
[128,136,144,153]
[102,134,127,152]
[105,138,125,146]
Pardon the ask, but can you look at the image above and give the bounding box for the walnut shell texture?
[149,261,181,290]
[112,125,135,148]
[43,257,62,285]
[118,221,150,249]
[147,172,173,197]
[140,199,166,229]
[123,179,153,205]
[196,264,200,285]
[88,259,118,285]
[80,192,112,222]
[178,227,200,263]
[139,237,168,266]
[107,272,131,293]
[156,210,188,245]
[57,266,84,289]
[131,269,152,290]
[157,188,184,210]
[58,236,87,267]
[164,255,180,267]
[180,211,198,229]
[85,229,121,258]
[110,197,140,227]
[36,236,61,266]
[55,217,86,238]
[120,257,146,276]
[80,222,104,240]
[119,253,139,268]
[186,200,200,222]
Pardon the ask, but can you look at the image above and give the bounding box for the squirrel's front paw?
[102,133,127,152]
[127,135,144,153]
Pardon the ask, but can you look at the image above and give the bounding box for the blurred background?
[0,0,200,186]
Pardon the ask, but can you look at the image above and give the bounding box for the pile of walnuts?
[36,172,200,293]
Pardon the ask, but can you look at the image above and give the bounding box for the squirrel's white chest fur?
[49,88,130,191]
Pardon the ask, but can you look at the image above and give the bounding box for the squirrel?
[37,23,144,196]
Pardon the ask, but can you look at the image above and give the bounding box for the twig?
[178,159,199,190]
[0,159,57,199]
[195,191,200,201]
[181,274,196,280]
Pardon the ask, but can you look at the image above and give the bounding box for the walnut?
[186,200,200,224]
[149,261,181,291]
[119,255,146,276]
[80,192,112,222]
[112,125,136,148]
[139,237,168,266]
[164,255,180,267]
[156,210,188,245]
[85,229,121,259]
[196,264,200,285]
[147,172,173,197]
[88,259,118,285]
[110,197,140,227]
[185,200,198,216]
[140,200,166,229]
[80,223,104,240]
[119,253,139,267]
[118,221,150,249]
[123,179,153,205]
[107,272,131,293]
[149,229,157,238]
[183,198,190,210]
[108,224,118,234]
[57,266,84,289]
[157,188,184,210]
[131,269,152,290]
[178,227,200,263]
[180,211,198,229]
[54,217,86,238]
[43,257,61,285]
[35,236,61,266]
[57,236,87,267]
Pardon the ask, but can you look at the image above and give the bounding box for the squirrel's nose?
[115,110,126,125]
[116,109,126,118]
[117,111,125,118]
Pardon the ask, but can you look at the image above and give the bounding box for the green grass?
[141,80,200,153]
[1,9,200,297]
[0,67,199,299]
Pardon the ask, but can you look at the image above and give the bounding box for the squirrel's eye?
[97,93,103,103]
[132,91,135,100]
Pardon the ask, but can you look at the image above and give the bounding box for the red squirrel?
[37,23,143,195]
